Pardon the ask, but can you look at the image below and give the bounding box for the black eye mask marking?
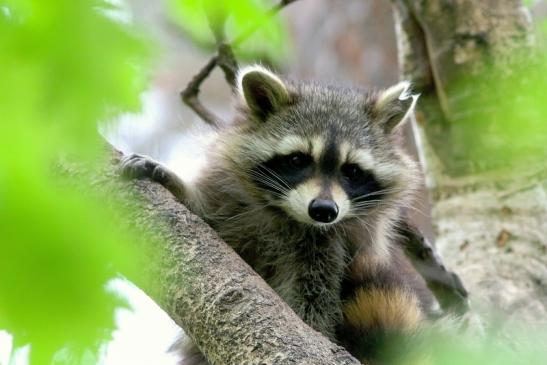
[251,152,314,198]
[340,163,385,206]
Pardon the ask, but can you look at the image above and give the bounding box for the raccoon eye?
[341,163,365,182]
[285,152,312,169]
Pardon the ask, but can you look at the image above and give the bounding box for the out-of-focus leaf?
[0,0,151,364]
[168,0,292,64]
[385,325,547,365]
[541,20,547,35]
[442,51,547,171]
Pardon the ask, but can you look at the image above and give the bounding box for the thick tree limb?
[92,151,362,365]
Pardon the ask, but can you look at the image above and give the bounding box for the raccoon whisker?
[352,216,375,240]
[255,165,292,191]
[379,200,430,218]
[370,197,417,210]
[351,189,398,203]
[249,182,288,200]
[352,187,405,202]
[352,198,385,205]
[393,202,429,217]
[255,187,288,201]
[248,171,291,197]
[351,200,385,209]
[358,199,429,220]
[249,175,287,194]
[353,199,397,211]
[406,205,429,218]
[248,166,288,189]
[247,168,290,191]
[396,199,429,218]
[249,181,287,197]
[225,202,276,222]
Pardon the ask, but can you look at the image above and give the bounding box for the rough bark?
[79,151,361,365]
[392,0,547,330]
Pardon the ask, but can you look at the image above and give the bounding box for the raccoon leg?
[120,153,186,201]
[337,248,433,364]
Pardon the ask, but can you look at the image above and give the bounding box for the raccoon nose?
[308,199,339,223]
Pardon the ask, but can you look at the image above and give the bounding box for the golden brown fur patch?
[347,245,391,282]
[344,287,422,332]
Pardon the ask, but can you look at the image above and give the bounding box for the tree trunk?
[74,151,361,365]
[392,0,547,328]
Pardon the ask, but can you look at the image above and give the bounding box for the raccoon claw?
[119,153,159,180]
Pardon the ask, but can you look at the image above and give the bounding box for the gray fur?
[121,67,425,365]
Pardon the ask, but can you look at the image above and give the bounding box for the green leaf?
[168,0,292,64]
[386,325,547,365]
[0,0,152,364]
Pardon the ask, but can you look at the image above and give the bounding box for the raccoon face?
[232,66,418,227]
[249,137,393,226]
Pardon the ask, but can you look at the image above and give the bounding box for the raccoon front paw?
[120,153,165,181]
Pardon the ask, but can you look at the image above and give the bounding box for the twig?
[180,56,221,127]
[216,42,238,89]
[180,0,301,128]
[206,9,238,88]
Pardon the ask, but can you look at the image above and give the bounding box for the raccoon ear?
[374,81,419,133]
[237,65,290,120]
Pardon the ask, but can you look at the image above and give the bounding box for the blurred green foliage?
[0,0,150,364]
[446,51,547,172]
[1,0,546,364]
[168,0,292,65]
[385,325,547,365]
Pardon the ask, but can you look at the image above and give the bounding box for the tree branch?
[180,56,222,127]
[91,150,361,365]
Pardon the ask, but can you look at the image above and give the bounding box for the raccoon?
[121,65,436,364]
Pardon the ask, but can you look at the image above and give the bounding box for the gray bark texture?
[392,0,547,331]
[83,151,361,365]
